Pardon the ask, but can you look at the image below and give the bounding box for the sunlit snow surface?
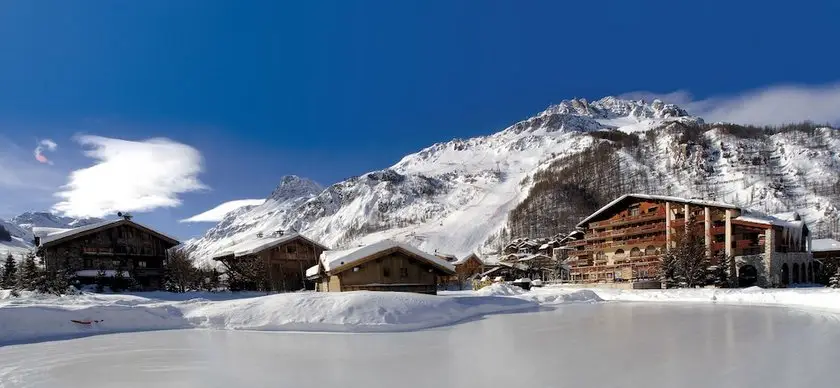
[2,303,840,388]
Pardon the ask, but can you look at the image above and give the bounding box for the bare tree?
[164,249,197,293]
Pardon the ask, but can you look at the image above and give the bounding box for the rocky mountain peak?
[267,175,324,202]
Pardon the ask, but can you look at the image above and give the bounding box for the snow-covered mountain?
[0,212,103,256]
[184,96,840,267]
[184,97,693,265]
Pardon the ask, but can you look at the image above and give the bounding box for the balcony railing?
[589,211,666,228]
[588,222,666,240]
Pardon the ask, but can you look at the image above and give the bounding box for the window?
[383,267,391,277]
[112,260,121,268]
[286,245,297,254]
[648,206,658,214]
[400,268,408,278]
[83,258,93,268]
[629,207,640,216]
[138,261,147,268]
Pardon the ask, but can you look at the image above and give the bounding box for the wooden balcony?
[589,211,666,229]
[588,222,666,240]
[735,240,761,249]
[710,226,726,235]
[711,242,726,251]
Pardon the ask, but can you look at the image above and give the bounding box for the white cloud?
[34,139,58,164]
[52,135,207,218]
[180,199,266,223]
[619,83,840,126]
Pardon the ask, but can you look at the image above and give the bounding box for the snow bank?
[567,286,840,312]
[184,291,536,332]
[0,290,536,345]
[6,286,840,346]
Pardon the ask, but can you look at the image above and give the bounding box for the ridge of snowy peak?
[267,175,324,202]
[541,96,690,121]
[11,211,103,230]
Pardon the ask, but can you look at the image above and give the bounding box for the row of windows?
[81,259,153,269]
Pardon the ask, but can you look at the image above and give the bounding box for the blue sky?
[1,0,839,240]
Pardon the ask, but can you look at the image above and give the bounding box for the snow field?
[4,285,840,346]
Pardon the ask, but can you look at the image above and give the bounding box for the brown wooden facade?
[315,246,456,294]
[213,234,327,292]
[36,219,179,290]
[569,194,812,287]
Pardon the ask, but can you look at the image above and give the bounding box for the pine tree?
[15,251,40,291]
[94,267,107,293]
[2,253,17,289]
[829,267,840,289]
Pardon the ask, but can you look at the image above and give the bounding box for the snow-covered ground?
[3,302,840,388]
[4,285,840,346]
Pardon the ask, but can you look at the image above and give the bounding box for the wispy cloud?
[620,83,840,126]
[0,137,65,216]
[52,135,208,218]
[34,139,58,164]
[180,199,266,223]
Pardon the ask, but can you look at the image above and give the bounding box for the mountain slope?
[185,97,696,266]
[0,212,103,256]
[185,97,840,267]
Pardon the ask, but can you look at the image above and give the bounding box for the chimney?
[34,236,41,247]
[274,230,284,237]
[256,232,264,238]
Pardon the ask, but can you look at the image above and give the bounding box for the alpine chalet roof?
[319,239,455,275]
[577,194,741,227]
[39,219,179,247]
[212,233,328,259]
[811,238,840,252]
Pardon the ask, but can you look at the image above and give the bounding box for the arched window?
[781,263,790,286]
[807,262,813,283]
[792,263,800,284]
[738,265,758,287]
[645,245,657,256]
[614,249,625,259]
[630,247,641,257]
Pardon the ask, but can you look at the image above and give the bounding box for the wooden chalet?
[454,253,485,280]
[569,194,813,287]
[211,231,328,292]
[306,239,456,294]
[35,216,179,290]
[811,238,840,277]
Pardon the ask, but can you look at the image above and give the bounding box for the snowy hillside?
[185,97,840,267]
[0,212,102,256]
[185,97,695,266]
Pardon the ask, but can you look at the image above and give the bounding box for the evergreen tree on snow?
[1,253,17,288]
[829,267,840,289]
[15,251,41,291]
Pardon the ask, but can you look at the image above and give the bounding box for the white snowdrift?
[184,291,535,332]
[0,290,536,345]
[5,286,840,346]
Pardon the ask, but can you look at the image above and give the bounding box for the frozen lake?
[2,302,840,388]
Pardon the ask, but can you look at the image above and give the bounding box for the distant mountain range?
[0,212,102,256]
[182,96,840,267]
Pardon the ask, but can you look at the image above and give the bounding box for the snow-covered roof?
[31,226,72,238]
[305,264,320,278]
[811,238,840,252]
[577,193,740,227]
[75,270,130,278]
[453,253,481,265]
[39,219,179,247]
[518,253,552,262]
[320,239,455,274]
[212,233,327,258]
[734,210,806,229]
